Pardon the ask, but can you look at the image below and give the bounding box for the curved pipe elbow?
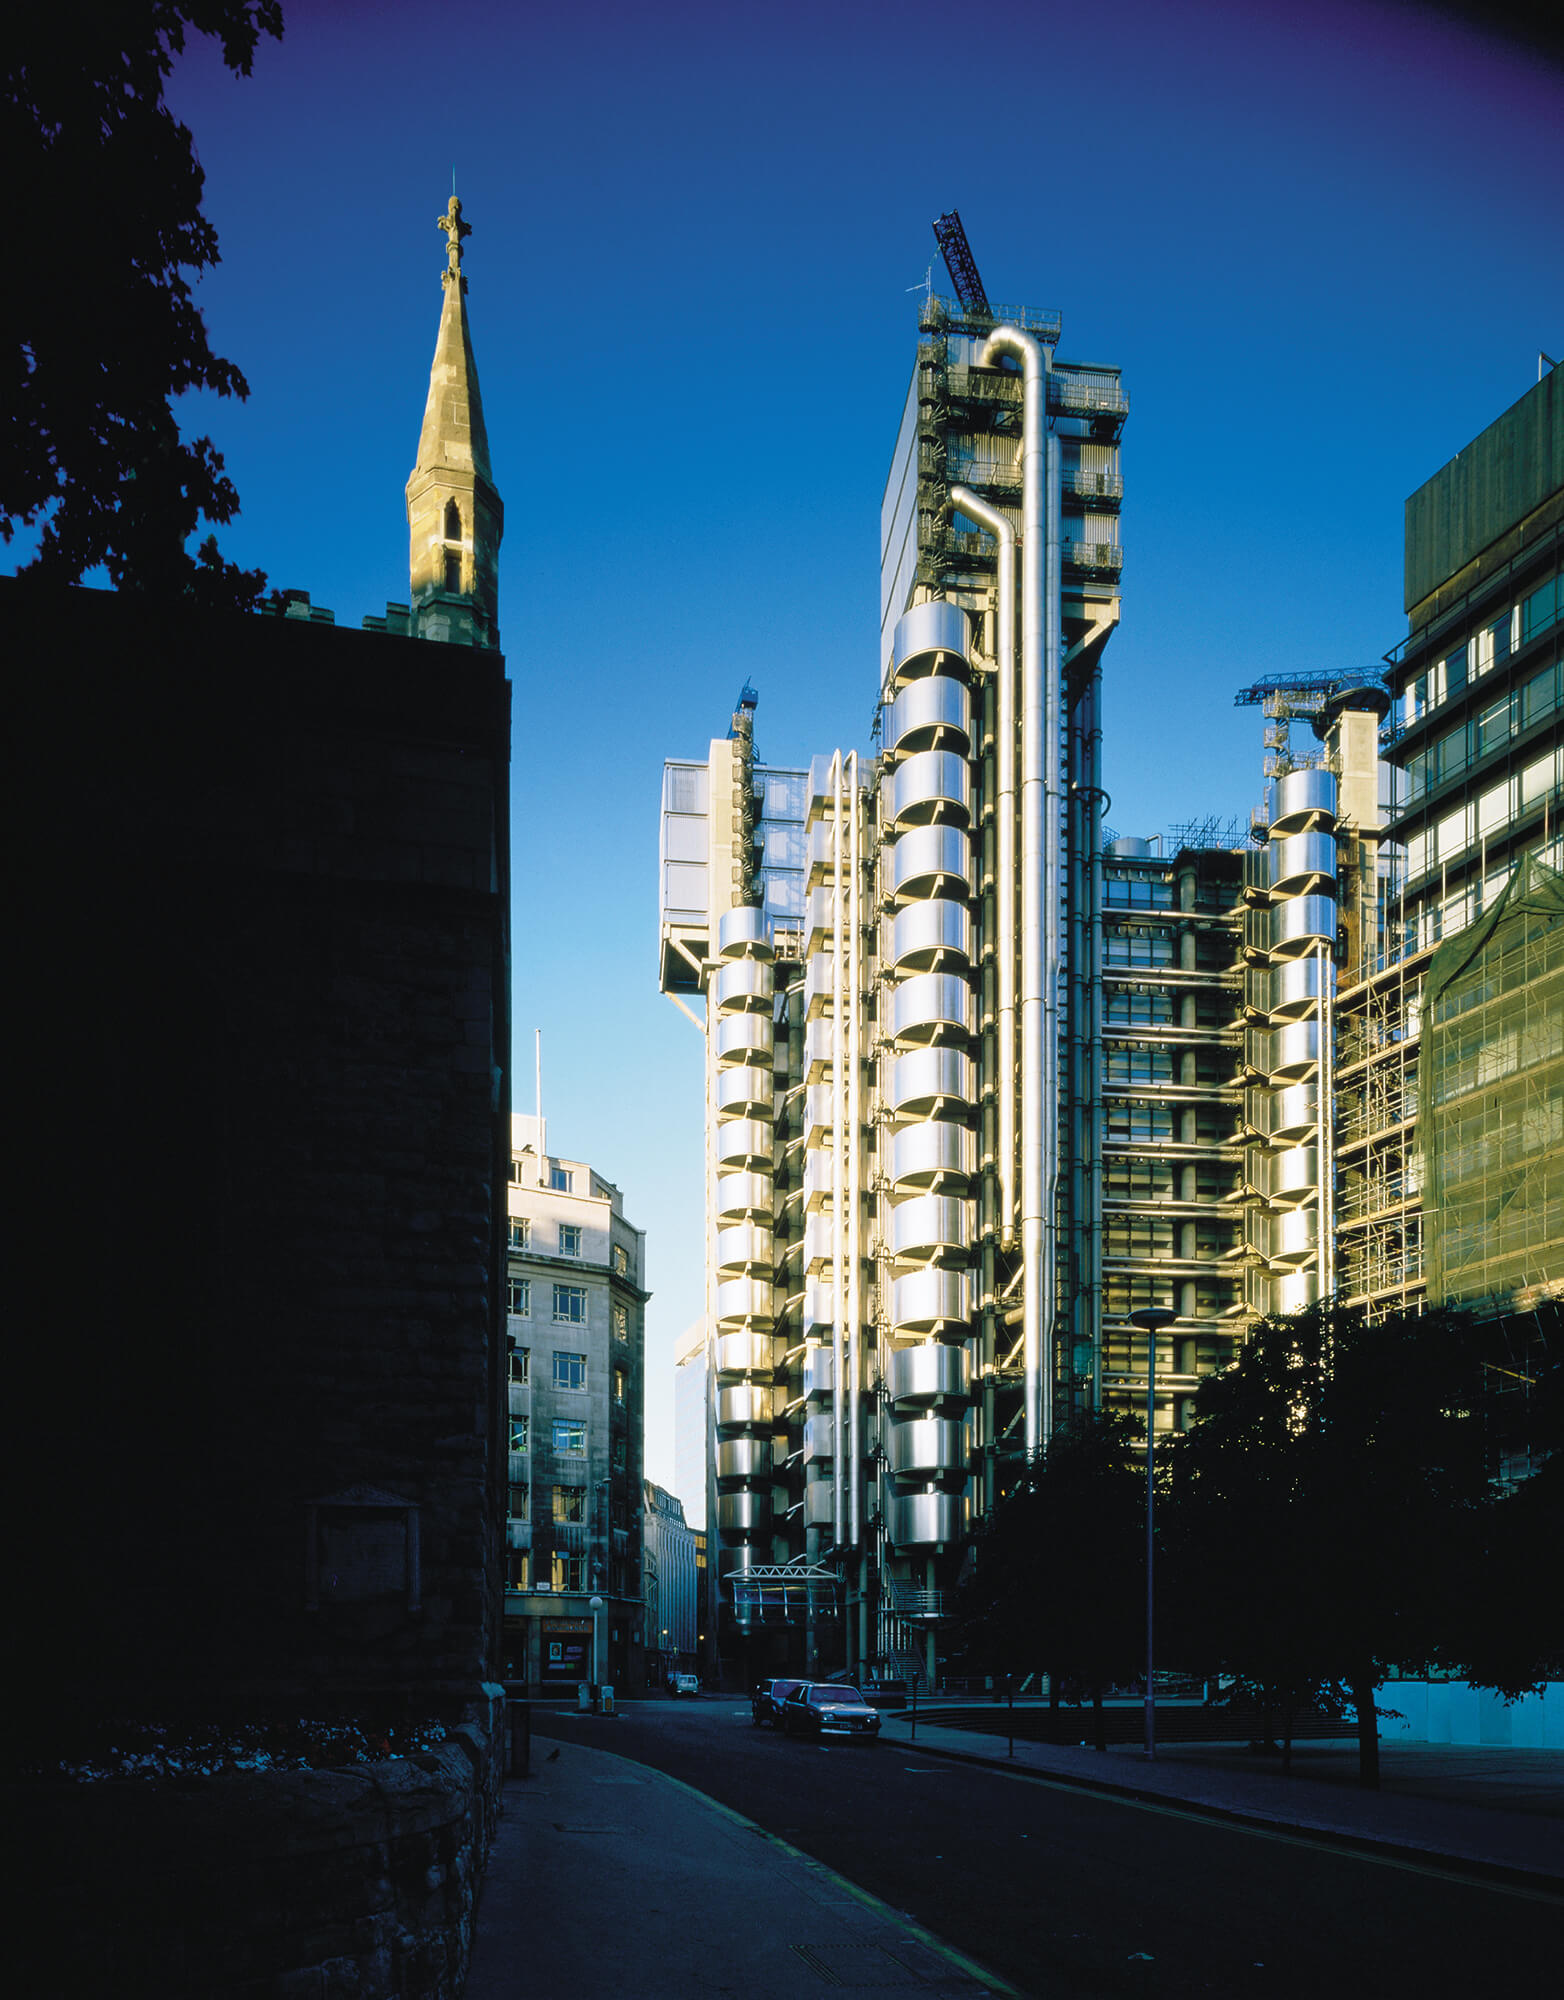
[948,485,1014,549]
[978,325,1044,377]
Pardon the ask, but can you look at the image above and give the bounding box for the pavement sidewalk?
[464,1738,1013,1999]
[874,1711,1564,1884]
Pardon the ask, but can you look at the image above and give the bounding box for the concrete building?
[643,1481,703,1683]
[501,1114,649,1695]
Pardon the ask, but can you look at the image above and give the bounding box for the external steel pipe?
[950,485,1017,1251]
[847,750,862,1550]
[830,751,846,1549]
[1086,668,1106,1411]
[978,324,1051,1456]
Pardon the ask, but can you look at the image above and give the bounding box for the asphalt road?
[533,1699,1561,2000]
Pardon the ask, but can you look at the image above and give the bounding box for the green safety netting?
[1418,851,1564,1306]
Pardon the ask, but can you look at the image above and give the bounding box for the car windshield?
[818,1687,868,1705]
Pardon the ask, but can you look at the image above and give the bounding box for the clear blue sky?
[35,0,1564,1496]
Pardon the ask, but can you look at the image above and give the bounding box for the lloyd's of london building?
[657,277,1245,1687]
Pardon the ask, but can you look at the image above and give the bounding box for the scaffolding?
[1418,853,1564,1306]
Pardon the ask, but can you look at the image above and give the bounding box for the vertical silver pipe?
[1087,664,1106,1411]
[977,325,1047,1457]
[847,750,863,1550]
[1317,939,1335,1300]
[950,486,1017,1250]
[830,751,846,1550]
[1042,429,1061,1450]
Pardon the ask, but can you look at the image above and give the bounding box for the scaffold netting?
[1419,851,1564,1306]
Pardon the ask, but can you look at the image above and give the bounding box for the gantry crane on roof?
[932,211,990,316]
[1234,669,1386,779]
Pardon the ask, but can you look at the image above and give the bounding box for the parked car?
[779,1683,882,1741]
[751,1677,805,1727]
[665,1672,701,1697]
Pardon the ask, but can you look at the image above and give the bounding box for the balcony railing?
[1064,469,1124,503]
[1062,539,1124,574]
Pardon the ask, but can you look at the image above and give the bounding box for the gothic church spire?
[406,195,503,647]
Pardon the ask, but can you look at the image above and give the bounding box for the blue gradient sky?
[40,1,1564,1493]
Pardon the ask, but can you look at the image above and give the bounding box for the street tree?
[3,3,282,604]
[958,1410,1145,1749]
[1164,1303,1504,1787]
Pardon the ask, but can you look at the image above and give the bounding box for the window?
[612,1303,628,1343]
[551,1552,587,1592]
[552,1419,587,1455]
[553,1284,587,1324]
[1104,872,1173,908]
[508,1217,529,1251]
[507,1277,530,1316]
[552,1484,586,1523]
[1476,694,1513,759]
[444,498,461,541]
[508,1160,526,1184]
[612,1244,629,1276]
[549,1164,573,1192]
[506,1549,530,1590]
[611,1434,627,1472]
[509,1345,530,1385]
[613,1367,627,1406]
[509,1414,529,1454]
[508,1481,529,1519]
[553,1350,587,1391]
[1443,642,1468,702]
[559,1224,582,1257]
[1522,573,1558,642]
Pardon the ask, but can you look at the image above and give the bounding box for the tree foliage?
[3,4,282,605]
[958,1410,1146,1744]
[1161,1302,1552,1786]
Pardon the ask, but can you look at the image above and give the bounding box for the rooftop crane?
[932,211,990,315]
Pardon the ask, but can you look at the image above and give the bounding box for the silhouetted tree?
[3,4,281,604]
[958,1409,1145,1749]
[1164,1303,1504,1788]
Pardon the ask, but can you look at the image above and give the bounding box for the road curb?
[876,1727,1564,1899]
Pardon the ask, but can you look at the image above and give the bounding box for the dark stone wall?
[6,580,511,1734]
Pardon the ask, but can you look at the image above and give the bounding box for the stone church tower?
[406,195,504,647]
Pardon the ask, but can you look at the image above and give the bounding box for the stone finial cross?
[438,195,472,284]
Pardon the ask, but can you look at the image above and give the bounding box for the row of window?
[506,1281,632,1339]
[508,1346,628,1400]
[1104,872,1174,909]
[506,1213,634,1278]
[1401,571,1558,730]
[1399,661,1560,804]
[509,1161,576,1191]
[508,1415,629,1468]
[1403,749,1562,881]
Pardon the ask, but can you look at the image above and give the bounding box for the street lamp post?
[1128,1305,1177,1762]
[589,1593,605,1701]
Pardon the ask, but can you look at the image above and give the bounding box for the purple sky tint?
[36,0,1564,1493]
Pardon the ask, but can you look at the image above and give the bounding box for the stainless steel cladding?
[714,1330,779,1374]
[888,1046,976,1114]
[1269,955,1328,1020]
[889,1273,971,1342]
[888,1418,966,1477]
[890,973,973,1044]
[802,1413,834,1463]
[1270,1206,1319,1265]
[1269,831,1337,896]
[889,1119,975,1193]
[891,750,972,828]
[717,1383,774,1428]
[1271,896,1338,959]
[716,1014,774,1066]
[716,1172,773,1221]
[1265,1146,1320,1202]
[892,599,972,680]
[801,1344,835,1400]
[714,959,775,1012]
[715,1222,774,1274]
[716,1119,774,1170]
[716,1437,773,1481]
[1275,1267,1321,1314]
[1267,1019,1320,1082]
[887,1339,971,1402]
[889,1492,967,1547]
[718,904,774,958]
[888,824,972,902]
[1268,1081,1319,1144]
[716,1066,774,1118]
[717,1491,772,1535]
[1267,766,1338,835]
[802,1283,834,1339]
[890,898,972,972]
[803,1479,837,1526]
[715,1277,776,1328]
[886,677,972,756]
[889,1194,971,1265]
